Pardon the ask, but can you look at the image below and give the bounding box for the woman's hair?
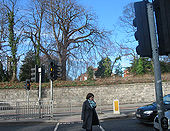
[86,93,94,99]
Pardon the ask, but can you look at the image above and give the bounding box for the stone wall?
[0,82,169,107]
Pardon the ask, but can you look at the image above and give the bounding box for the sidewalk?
[53,103,150,123]
[56,102,150,123]
[0,102,149,124]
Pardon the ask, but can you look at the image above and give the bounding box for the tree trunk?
[8,10,18,82]
[11,61,18,82]
[60,49,67,80]
[36,40,40,66]
[61,58,67,80]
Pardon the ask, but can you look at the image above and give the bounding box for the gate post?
[16,102,19,121]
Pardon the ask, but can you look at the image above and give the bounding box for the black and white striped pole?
[38,67,42,101]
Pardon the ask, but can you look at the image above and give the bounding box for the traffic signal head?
[154,0,170,55]
[31,65,38,82]
[25,79,30,90]
[55,64,62,78]
[49,60,62,80]
[133,1,152,58]
[50,61,55,80]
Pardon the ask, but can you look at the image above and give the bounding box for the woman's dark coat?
[81,100,99,130]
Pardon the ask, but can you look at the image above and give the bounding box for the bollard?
[113,99,120,114]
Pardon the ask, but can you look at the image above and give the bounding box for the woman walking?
[81,93,99,131]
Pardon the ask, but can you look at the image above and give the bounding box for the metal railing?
[0,100,53,120]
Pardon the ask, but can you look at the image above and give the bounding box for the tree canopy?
[19,50,36,81]
[95,57,112,78]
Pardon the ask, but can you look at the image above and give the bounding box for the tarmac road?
[53,117,154,131]
[0,117,154,131]
[0,122,56,131]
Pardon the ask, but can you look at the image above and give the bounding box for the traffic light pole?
[27,90,30,111]
[50,79,53,117]
[50,79,53,101]
[38,68,42,118]
[27,90,30,103]
[25,79,30,103]
[147,3,164,131]
[38,68,42,101]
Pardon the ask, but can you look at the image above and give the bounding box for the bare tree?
[118,2,137,59]
[45,0,110,80]
[23,0,113,80]
[23,0,53,66]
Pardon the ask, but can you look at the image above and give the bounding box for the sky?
[78,0,138,69]
[79,0,136,29]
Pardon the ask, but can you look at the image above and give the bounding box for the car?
[136,94,170,124]
[154,110,170,131]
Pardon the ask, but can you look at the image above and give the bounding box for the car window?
[152,102,157,106]
[163,95,170,102]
